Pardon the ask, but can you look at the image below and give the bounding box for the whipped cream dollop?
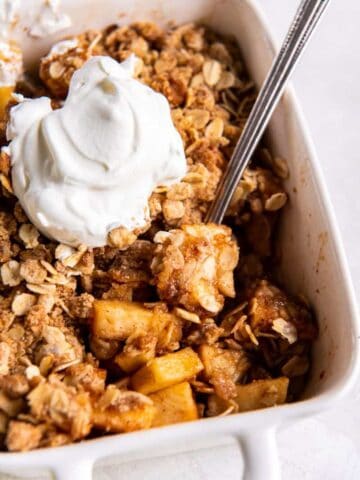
[7,55,187,247]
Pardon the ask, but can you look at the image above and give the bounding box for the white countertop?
[2,1,359,479]
[95,2,360,479]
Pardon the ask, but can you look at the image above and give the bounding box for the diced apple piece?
[131,347,203,394]
[0,86,13,119]
[114,333,157,373]
[92,300,154,340]
[199,344,249,399]
[0,391,24,417]
[92,300,174,340]
[0,42,22,119]
[149,382,198,427]
[233,377,289,412]
[115,350,154,374]
[115,352,149,373]
[208,377,289,415]
[156,315,182,353]
[92,387,155,433]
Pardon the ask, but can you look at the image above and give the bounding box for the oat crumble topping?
[0,22,317,451]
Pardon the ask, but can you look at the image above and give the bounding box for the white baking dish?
[1,1,359,479]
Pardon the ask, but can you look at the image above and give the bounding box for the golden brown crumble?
[151,224,238,315]
[0,22,317,451]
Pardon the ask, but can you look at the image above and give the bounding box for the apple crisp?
[0,22,317,451]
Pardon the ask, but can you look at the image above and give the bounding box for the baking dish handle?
[238,428,281,480]
[52,459,94,480]
[49,429,280,480]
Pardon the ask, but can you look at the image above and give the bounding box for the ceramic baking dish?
[1,0,359,479]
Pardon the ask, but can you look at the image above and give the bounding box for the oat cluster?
[0,22,317,452]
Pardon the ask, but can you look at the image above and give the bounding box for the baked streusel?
[0,22,317,451]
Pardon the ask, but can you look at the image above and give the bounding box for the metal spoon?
[206,0,330,224]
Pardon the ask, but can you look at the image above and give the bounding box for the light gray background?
[1,1,359,479]
[92,1,360,479]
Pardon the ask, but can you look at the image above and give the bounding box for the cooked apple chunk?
[208,377,289,415]
[115,333,157,373]
[199,344,249,399]
[131,347,203,394]
[92,386,154,433]
[92,300,177,340]
[151,224,239,315]
[0,42,23,119]
[149,382,198,427]
[235,377,289,411]
[0,86,13,120]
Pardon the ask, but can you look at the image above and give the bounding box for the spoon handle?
[206,0,330,224]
